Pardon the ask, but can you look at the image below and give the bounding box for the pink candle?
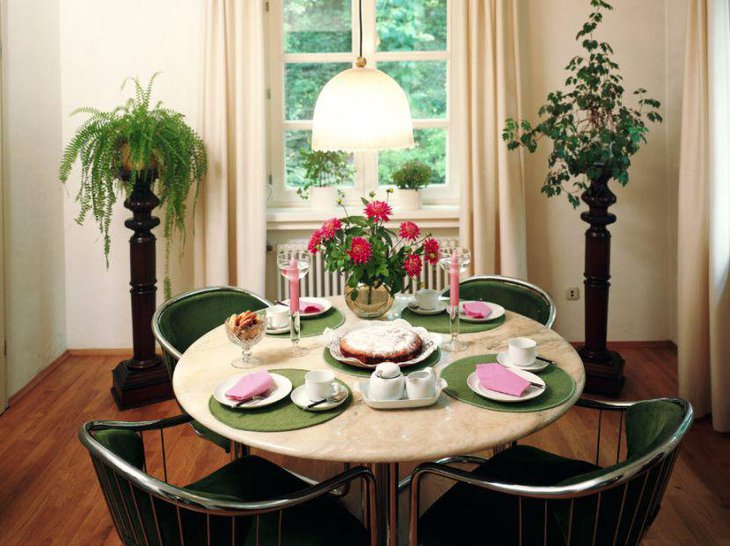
[449,253,459,310]
[289,258,300,314]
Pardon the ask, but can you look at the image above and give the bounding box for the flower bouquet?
[308,193,439,318]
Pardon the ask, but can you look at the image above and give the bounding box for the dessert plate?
[290,384,349,412]
[358,378,447,409]
[449,301,506,323]
[496,351,549,372]
[280,297,332,318]
[466,368,545,403]
[214,373,292,409]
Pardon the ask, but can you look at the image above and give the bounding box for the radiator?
[276,238,459,300]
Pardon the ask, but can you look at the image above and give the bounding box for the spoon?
[234,389,272,407]
[305,386,347,409]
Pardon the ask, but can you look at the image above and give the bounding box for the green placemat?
[208,369,351,432]
[441,354,576,413]
[323,347,442,377]
[266,308,345,338]
[401,308,506,334]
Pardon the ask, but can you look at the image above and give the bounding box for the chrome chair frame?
[80,414,378,546]
[442,274,557,328]
[408,397,693,546]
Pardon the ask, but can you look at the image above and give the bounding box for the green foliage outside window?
[296,149,354,199]
[391,160,433,191]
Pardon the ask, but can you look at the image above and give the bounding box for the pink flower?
[347,237,372,264]
[423,237,439,265]
[399,221,421,241]
[321,217,342,240]
[404,254,422,278]
[308,229,324,254]
[364,200,392,223]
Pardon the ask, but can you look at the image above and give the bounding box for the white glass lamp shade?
[312,66,414,152]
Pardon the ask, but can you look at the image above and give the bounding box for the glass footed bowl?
[224,310,267,368]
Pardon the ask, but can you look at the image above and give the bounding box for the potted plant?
[59,74,206,297]
[308,192,440,318]
[391,160,433,210]
[502,0,662,394]
[297,149,352,209]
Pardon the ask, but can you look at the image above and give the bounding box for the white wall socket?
[566,287,580,301]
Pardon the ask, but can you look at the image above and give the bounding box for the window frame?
[266,0,459,208]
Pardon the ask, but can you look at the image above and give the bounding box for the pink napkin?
[225,371,273,401]
[302,302,324,314]
[476,363,530,397]
[463,301,492,319]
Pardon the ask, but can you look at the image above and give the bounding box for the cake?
[339,325,423,364]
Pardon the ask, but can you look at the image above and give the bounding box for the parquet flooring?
[0,346,728,545]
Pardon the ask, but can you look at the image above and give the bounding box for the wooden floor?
[0,346,729,545]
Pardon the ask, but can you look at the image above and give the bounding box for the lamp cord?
[358,0,363,59]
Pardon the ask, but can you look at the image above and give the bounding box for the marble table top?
[173,297,585,463]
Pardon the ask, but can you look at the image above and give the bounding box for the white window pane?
[378,128,446,185]
[378,61,446,119]
[285,62,351,120]
[284,0,352,53]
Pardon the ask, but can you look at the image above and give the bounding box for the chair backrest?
[441,275,556,327]
[152,286,271,374]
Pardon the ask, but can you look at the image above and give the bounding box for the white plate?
[449,301,506,323]
[466,368,545,403]
[266,324,290,334]
[290,384,349,412]
[358,378,448,409]
[407,301,448,316]
[496,351,549,373]
[281,297,332,318]
[214,373,293,409]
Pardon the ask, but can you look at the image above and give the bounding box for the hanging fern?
[59,74,207,298]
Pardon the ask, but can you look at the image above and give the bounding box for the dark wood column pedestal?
[111,170,173,410]
[577,174,625,397]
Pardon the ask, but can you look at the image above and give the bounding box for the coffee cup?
[304,370,337,400]
[508,337,537,367]
[267,305,289,329]
[416,289,439,310]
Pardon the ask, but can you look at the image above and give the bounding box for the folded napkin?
[476,363,530,397]
[463,301,492,319]
[225,371,273,401]
[302,302,324,314]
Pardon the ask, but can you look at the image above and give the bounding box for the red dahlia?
[347,237,372,264]
[307,229,324,254]
[399,221,421,241]
[364,200,392,223]
[320,217,342,240]
[423,237,439,265]
[404,254,423,278]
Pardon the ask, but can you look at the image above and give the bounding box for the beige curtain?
[677,0,730,432]
[195,0,268,294]
[454,0,527,278]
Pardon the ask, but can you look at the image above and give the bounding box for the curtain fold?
[195,0,268,294]
[454,0,527,279]
[677,0,730,432]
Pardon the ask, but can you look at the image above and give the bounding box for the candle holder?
[439,247,471,352]
[277,250,311,357]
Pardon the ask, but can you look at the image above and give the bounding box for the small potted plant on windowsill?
[391,160,433,211]
[297,149,352,209]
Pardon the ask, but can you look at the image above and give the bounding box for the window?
[266,0,456,207]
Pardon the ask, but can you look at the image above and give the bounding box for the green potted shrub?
[59,74,206,296]
[297,149,352,209]
[391,160,433,210]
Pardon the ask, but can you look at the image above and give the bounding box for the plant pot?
[345,282,394,319]
[309,186,338,209]
[395,188,422,211]
[120,142,158,173]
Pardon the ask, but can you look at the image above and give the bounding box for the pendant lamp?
[311,1,414,151]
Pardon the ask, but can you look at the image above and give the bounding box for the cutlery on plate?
[234,389,272,407]
[536,356,555,366]
[494,362,545,388]
[305,387,347,409]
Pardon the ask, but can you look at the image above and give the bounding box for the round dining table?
[173,296,585,546]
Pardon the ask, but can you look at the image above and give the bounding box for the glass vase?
[344,282,394,319]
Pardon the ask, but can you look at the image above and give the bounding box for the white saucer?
[266,324,290,334]
[214,373,293,409]
[290,384,349,412]
[281,297,332,318]
[466,369,545,403]
[407,301,448,316]
[496,352,549,372]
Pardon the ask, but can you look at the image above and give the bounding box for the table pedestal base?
[372,462,399,546]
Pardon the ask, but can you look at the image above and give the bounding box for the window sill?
[266,205,460,231]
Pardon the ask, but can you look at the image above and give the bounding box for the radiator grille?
[276,238,459,300]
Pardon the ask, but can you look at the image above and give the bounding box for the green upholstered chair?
[152,286,272,451]
[79,414,376,546]
[441,275,556,327]
[409,397,692,546]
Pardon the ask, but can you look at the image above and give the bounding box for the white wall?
[60,0,203,348]
[3,0,67,395]
[521,0,685,342]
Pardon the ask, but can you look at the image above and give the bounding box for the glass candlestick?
[277,250,311,357]
[438,247,471,352]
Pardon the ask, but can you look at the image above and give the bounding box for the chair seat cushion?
[185,455,369,546]
[419,445,600,546]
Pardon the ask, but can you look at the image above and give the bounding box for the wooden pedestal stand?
[577,174,626,397]
[111,170,173,409]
